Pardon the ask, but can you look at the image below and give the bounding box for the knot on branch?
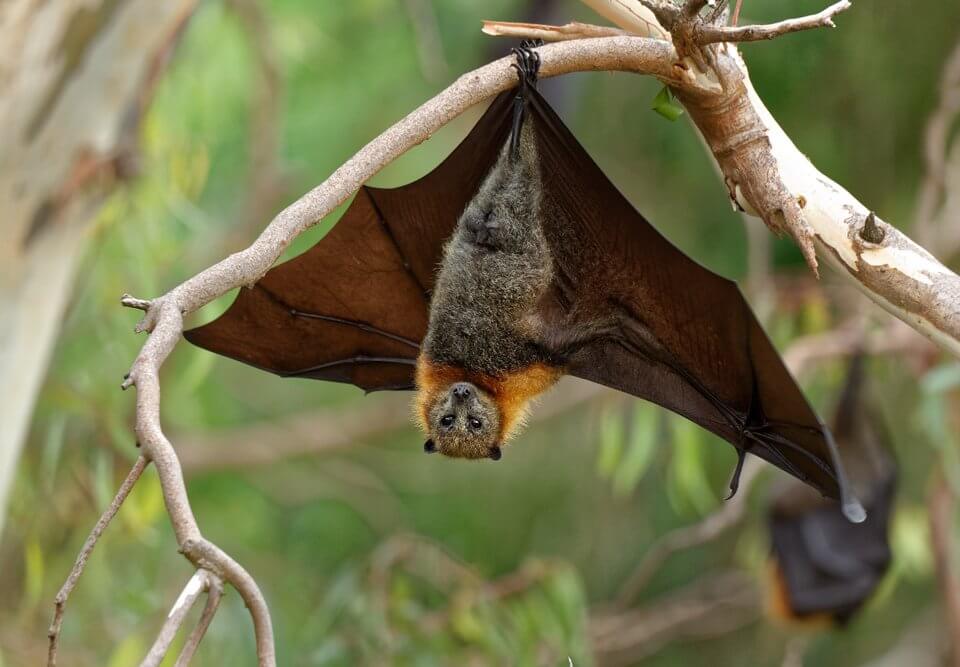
[859,212,886,244]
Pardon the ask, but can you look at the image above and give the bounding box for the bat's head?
[421,381,503,460]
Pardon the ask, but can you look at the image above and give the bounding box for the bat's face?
[422,381,503,460]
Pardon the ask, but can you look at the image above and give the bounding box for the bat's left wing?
[524,89,860,515]
[185,93,517,392]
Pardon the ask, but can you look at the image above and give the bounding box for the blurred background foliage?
[2,1,960,665]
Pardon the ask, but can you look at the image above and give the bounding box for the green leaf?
[612,403,658,497]
[651,86,684,121]
[596,405,625,479]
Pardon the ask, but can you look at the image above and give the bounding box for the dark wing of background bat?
[185,94,517,392]
[767,354,897,624]
[523,90,855,508]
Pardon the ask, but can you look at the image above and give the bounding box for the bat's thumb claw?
[842,498,867,524]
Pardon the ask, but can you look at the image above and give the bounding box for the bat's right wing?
[525,89,859,514]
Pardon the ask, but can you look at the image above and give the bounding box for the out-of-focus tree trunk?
[0,0,197,537]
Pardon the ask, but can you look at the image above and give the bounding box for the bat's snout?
[451,382,472,402]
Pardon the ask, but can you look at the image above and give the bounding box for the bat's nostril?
[452,383,471,400]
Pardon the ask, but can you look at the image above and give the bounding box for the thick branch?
[48,456,148,667]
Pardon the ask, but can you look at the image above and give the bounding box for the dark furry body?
[422,122,557,377]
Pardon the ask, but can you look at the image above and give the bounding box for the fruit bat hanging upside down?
[185,44,864,522]
[767,354,896,625]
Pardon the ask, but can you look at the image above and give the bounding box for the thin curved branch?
[141,570,213,667]
[48,456,148,667]
[174,575,223,667]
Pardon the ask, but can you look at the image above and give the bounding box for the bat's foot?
[510,39,542,90]
[508,40,543,158]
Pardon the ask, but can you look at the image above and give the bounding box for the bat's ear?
[488,445,502,461]
[423,439,437,454]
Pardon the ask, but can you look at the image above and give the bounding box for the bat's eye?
[440,415,455,428]
[468,417,482,430]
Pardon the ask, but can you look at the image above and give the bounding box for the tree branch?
[578,0,960,357]
[48,456,148,667]
[122,298,276,666]
[141,570,215,667]
[697,1,851,44]
[174,574,223,667]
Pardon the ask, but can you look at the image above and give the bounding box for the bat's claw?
[510,39,543,91]
[726,448,747,500]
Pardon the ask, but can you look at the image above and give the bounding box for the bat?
[185,44,862,521]
[767,354,896,625]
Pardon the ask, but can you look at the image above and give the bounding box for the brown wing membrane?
[524,89,855,508]
[184,94,517,392]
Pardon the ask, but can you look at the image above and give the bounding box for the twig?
[141,570,213,667]
[616,457,762,606]
[696,0,851,44]
[482,20,628,42]
[174,574,223,667]
[48,456,149,667]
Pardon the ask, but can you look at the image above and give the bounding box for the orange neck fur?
[766,560,835,630]
[415,356,562,442]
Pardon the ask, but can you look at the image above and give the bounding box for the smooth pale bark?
[0,0,197,537]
